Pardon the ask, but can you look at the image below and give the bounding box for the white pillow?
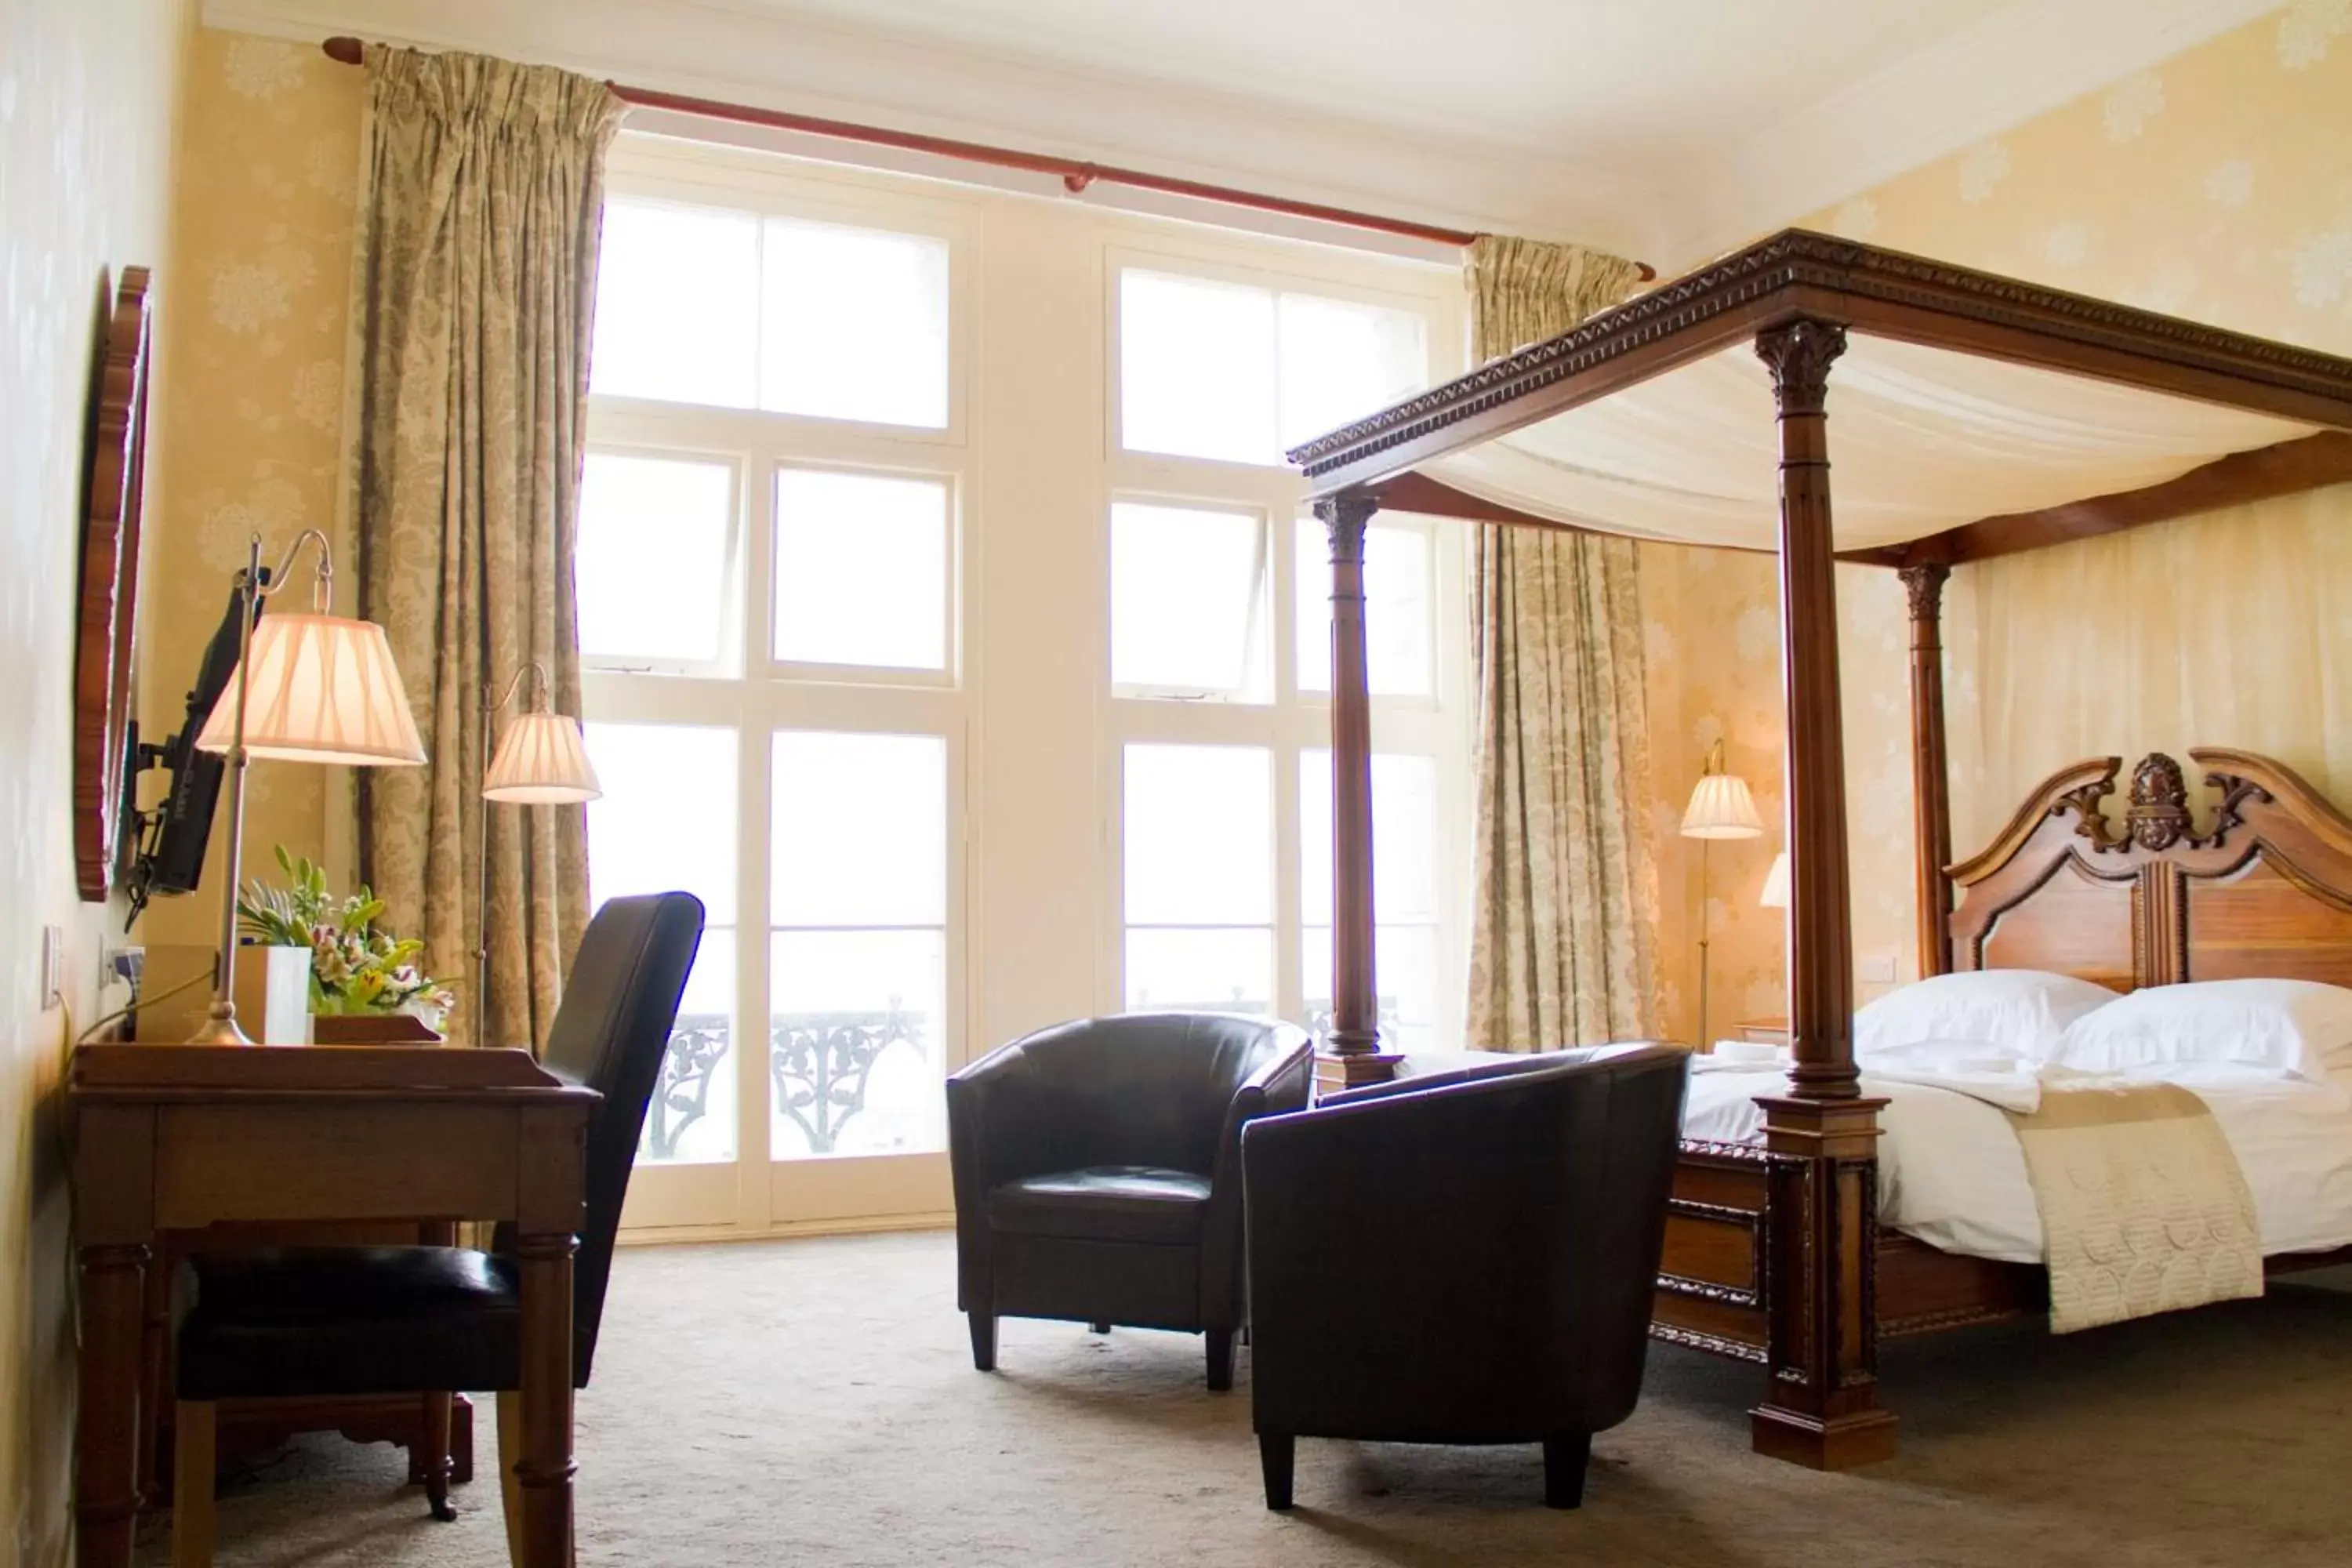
[2051,978,2352,1080]
[1853,969,2117,1064]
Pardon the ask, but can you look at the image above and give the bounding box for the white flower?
[223,38,304,102]
[1958,141,2011,205]
[2045,221,2092,267]
[2290,228,2352,310]
[2278,0,2352,69]
[209,263,292,333]
[1831,196,1880,240]
[2101,72,2165,143]
[2202,160,2254,208]
[1733,604,1779,662]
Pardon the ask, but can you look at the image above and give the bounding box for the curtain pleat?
[1462,235,1662,1047]
[350,45,624,1048]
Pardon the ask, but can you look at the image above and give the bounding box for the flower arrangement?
[237,846,457,1025]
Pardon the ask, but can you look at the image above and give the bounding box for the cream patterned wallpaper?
[1641,550,1915,1047]
[1650,2,2352,1038]
[139,31,362,950]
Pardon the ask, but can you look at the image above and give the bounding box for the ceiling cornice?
[204,0,2288,276]
[1657,0,2285,269]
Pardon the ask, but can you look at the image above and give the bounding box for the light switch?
[1859,953,1897,985]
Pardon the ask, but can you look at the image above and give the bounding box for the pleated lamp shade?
[1759,851,1791,909]
[1680,771,1763,840]
[195,613,427,766]
[483,711,602,804]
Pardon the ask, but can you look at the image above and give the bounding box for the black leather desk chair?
[169,891,703,1565]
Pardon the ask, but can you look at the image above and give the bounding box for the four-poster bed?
[1288,230,2352,1469]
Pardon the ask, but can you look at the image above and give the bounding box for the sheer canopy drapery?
[1948,490,2352,854]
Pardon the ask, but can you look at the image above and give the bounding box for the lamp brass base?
[184,1004,256,1047]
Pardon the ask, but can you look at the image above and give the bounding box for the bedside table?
[1735,1018,1789,1047]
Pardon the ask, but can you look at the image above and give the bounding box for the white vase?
[259,945,314,1045]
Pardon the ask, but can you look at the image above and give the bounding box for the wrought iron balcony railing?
[640,996,1408,1161]
[643,1007,923,1160]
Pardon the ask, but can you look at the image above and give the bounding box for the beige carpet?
[142,1232,2352,1566]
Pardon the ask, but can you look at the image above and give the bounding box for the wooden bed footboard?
[1655,1139,2050,1361]
[1653,1141,1773,1363]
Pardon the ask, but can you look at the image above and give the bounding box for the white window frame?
[1102,238,1471,1051]
[586,138,977,1233]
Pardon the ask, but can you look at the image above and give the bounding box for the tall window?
[579,136,1466,1238]
[1109,255,1466,1052]
[579,169,967,1216]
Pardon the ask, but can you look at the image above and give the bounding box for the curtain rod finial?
[322,36,364,66]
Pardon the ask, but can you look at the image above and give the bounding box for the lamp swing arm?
[484,659,554,721]
[245,528,338,612]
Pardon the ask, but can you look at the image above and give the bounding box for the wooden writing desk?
[70,1043,598,1568]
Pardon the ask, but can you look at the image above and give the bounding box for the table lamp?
[1760,851,1791,911]
[191,530,426,1044]
[1679,739,1762,1048]
[475,660,601,1044]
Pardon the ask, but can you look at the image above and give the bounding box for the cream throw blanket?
[2005,1080,2263,1334]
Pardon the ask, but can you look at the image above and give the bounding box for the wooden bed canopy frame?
[1287,229,2352,1471]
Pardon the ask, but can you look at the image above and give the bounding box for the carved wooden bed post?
[1316,488,1400,1094]
[1900,561,1955,977]
[1749,318,1898,1469]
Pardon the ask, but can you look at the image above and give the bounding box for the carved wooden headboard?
[1948,749,2352,992]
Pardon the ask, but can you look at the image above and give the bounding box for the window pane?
[1300,750,1439,925]
[1125,744,1272,924]
[761,219,949,428]
[1126,927,1272,1016]
[583,722,737,924]
[579,454,734,666]
[1112,503,1268,698]
[591,199,759,408]
[1304,923,1439,1052]
[1296,518,1434,696]
[1277,292,1428,449]
[771,929,945,1159]
[641,928,737,1165]
[773,469,949,670]
[1120,270,1278,465]
[772,731,946,926]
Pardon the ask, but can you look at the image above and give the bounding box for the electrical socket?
[39,924,64,1011]
[1859,952,1897,984]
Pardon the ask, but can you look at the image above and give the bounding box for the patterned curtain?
[1463,235,1663,1047]
[349,46,625,1048]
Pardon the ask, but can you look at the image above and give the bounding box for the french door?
[575,156,975,1236]
[586,697,965,1237]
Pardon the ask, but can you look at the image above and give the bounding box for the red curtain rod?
[320,36,1654,281]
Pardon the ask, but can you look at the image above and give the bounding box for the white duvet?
[1683,1061,2352,1265]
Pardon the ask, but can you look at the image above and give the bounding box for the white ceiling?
[209,0,2282,267]
[755,0,2008,164]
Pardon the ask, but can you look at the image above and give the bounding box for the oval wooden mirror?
[74,266,153,902]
